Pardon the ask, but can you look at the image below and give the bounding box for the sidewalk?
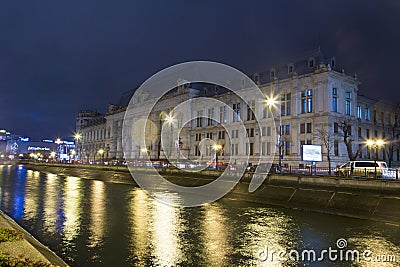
[0,211,68,267]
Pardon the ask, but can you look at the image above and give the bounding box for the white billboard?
[302,144,322,162]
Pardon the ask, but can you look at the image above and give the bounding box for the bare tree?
[384,106,400,167]
[315,125,333,175]
[338,119,361,161]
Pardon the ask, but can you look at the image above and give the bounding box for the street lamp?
[366,139,385,178]
[212,144,222,170]
[98,149,104,165]
[164,113,175,161]
[74,132,82,161]
[265,95,282,170]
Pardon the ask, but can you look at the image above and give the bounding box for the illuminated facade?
[76,50,400,167]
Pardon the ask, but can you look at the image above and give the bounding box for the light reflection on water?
[0,165,399,267]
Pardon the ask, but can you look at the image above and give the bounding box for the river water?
[0,164,399,267]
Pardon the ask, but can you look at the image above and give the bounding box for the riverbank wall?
[23,162,400,225]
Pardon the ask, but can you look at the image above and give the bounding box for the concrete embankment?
[0,210,68,266]
[24,163,400,225]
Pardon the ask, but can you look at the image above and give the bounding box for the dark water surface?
[0,165,399,267]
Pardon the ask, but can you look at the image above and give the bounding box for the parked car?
[334,161,388,178]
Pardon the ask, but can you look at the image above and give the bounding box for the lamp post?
[98,149,104,165]
[366,139,385,178]
[164,113,174,162]
[212,144,222,170]
[74,132,82,161]
[266,95,282,170]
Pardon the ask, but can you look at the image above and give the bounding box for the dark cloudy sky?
[0,0,399,139]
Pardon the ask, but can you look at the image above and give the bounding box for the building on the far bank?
[0,129,75,160]
[76,49,400,168]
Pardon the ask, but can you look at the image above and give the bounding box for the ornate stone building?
[76,50,400,167]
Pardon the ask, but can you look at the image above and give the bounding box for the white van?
[334,161,388,178]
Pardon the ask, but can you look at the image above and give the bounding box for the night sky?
[0,0,399,140]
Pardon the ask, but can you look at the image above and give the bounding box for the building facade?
[76,50,400,168]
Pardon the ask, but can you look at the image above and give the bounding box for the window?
[219,106,227,124]
[334,122,338,133]
[246,100,255,121]
[331,58,335,68]
[267,126,271,136]
[254,74,260,84]
[218,131,225,139]
[267,142,271,155]
[207,108,214,126]
[196,110,203,127]
[285,141,290,155]
[332,88,338,112]
[334,140,339,156]
[288,64,294,74]
[195,133,201,141]
[233,103,241,122]
[285,125,290,135]
[249,143,254,156]
[280,93,291,116]
[357,106,362,119]
[366,129,370,139]
[306,123,312,133]
[270,68,276,79]
[301,90,313,113]
[358,127,362,138]
[261,127,266,136]
[345,92,351,115]
[247,128,254,137]
[261,142,266,155]
[308,58,314,68]
[300,123,305,134]
[365,107,370,121]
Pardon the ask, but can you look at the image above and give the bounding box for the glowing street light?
[164,113,175,160]
[212,144,223,170]
[165,114,174,124]
[98,149,104,164]
[265,94,282,170]
[73,132,82,140]
[73,133,82,161]
[366,139,385,178]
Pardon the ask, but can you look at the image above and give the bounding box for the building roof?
[253,48,339,84]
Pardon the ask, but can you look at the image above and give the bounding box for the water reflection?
[62,176,83,243]
[350,235,400,267]
[0,166,399,267]
[43,173,61,232]
[150,198,183,266]
[24,168,40,220]
[88,180,106,248]
[129,189,151,266]
[202,203,231,266]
